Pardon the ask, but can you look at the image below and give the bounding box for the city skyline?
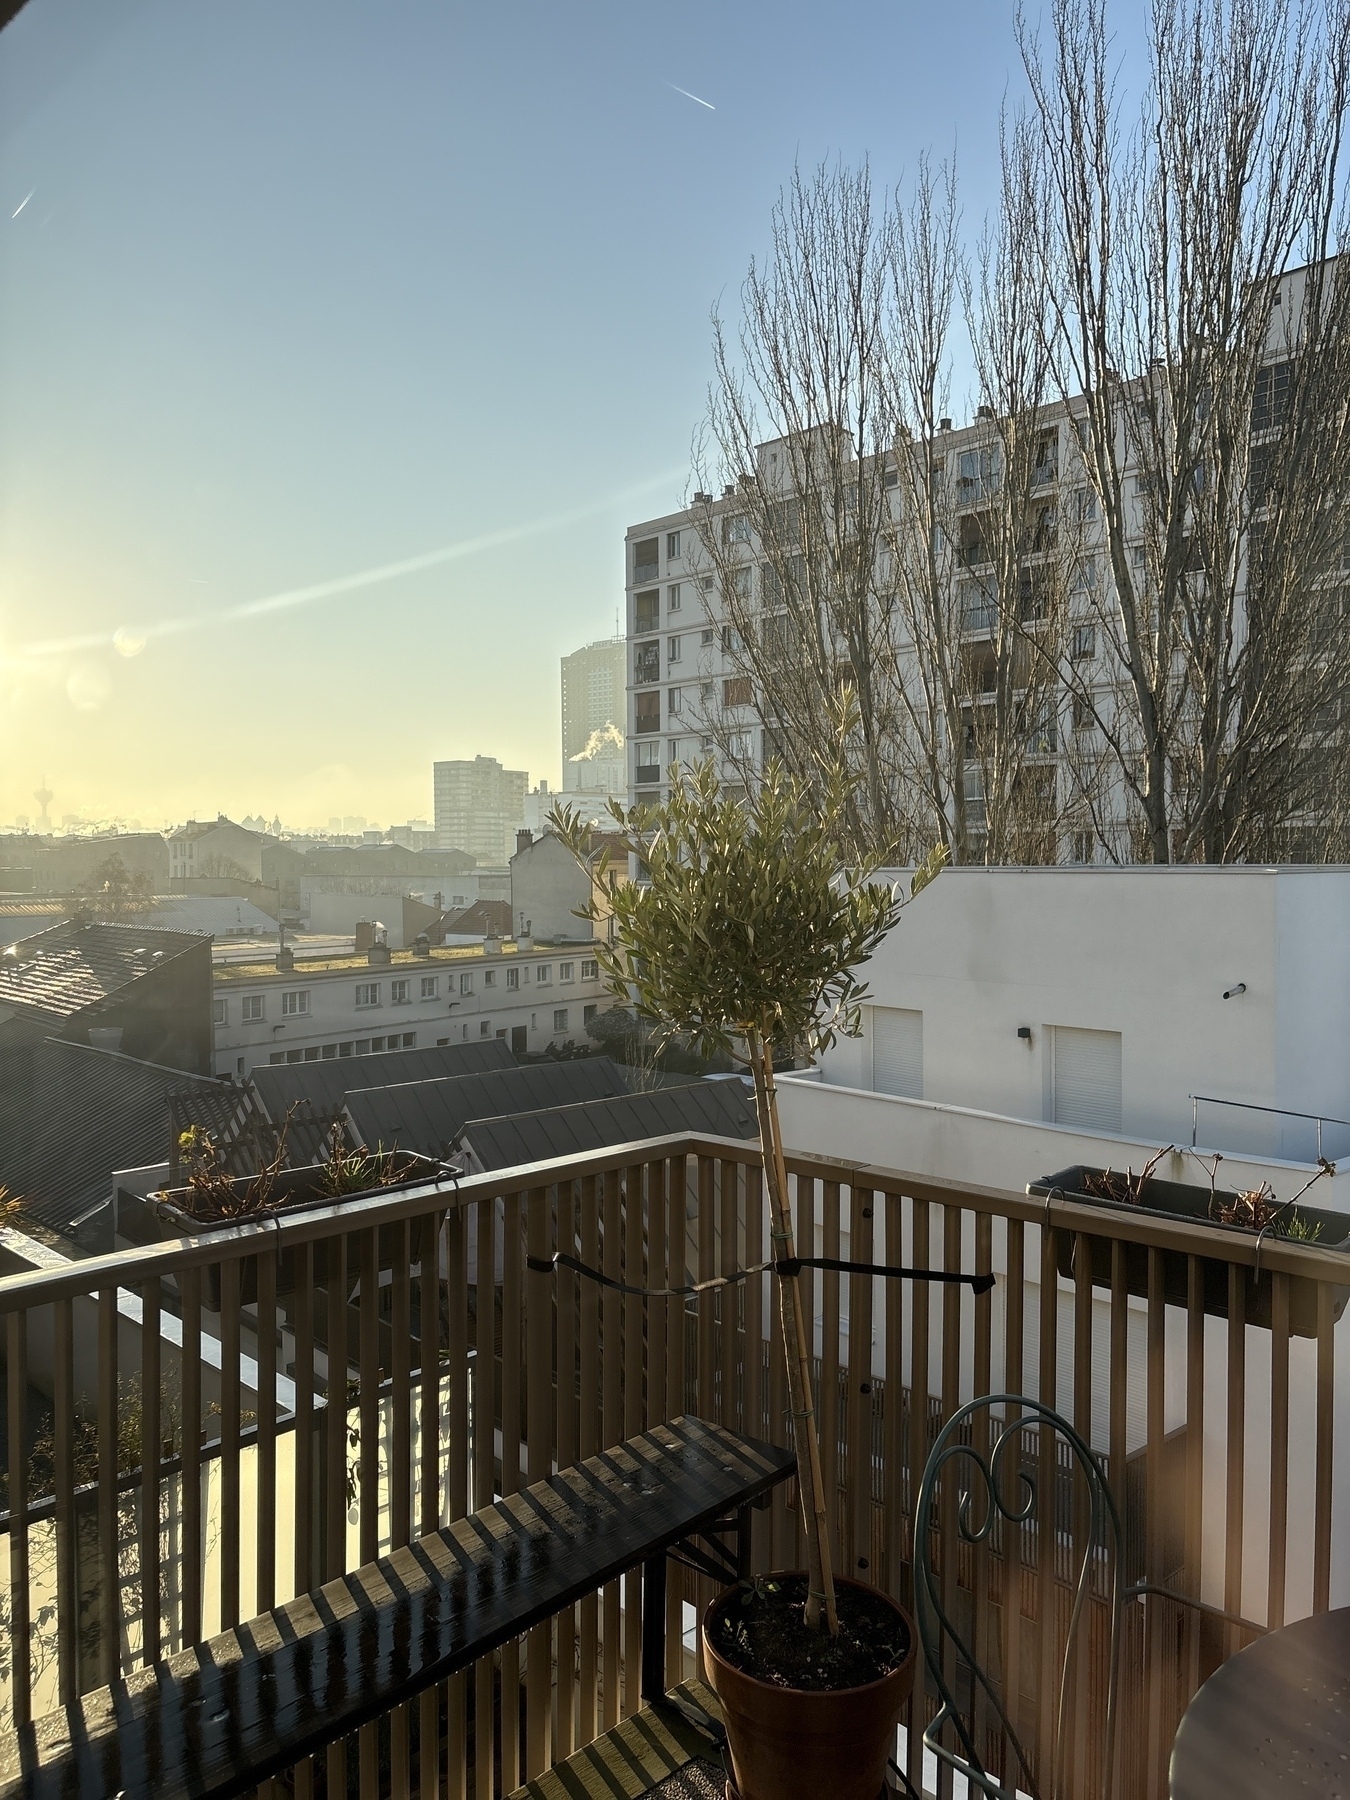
[0,0,1072,827]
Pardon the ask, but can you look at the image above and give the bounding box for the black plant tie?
[526,1250,994,1299]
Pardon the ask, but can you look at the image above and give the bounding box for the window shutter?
[872,1007,923,1100]
[1052,1026,1122,1132]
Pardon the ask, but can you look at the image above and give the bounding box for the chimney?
[355,919,375,954]
[939,417,953,432]
[413,932,431,959]
[516,829,533,857]
[483,934,501,956]
[516,931,534,954]
[368,940,392,967]
[88,1026,124,1053]
[976,404,994,420]
[275,946,294,972]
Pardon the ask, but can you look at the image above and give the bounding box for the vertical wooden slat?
[1314,1278,1334,1614]
[255,1249,277,1614]
[139,1277,162,1664]
[719,1160,739,1435]
[1267,1271,1290,1631]
[357,1227,381,1795]
[1223,1261,1246,1655]
[1036,1222,1058,1794]
[788,1168,814,1571]
[939,1204,962,1800]
[97,1288,120,1683]
[600,1168,623,1725]
[218,1258,240,1632]
[820,1179,841,1567]
[768,1185,789,1573]
[744,1163,765,1569]
[443,1204,466,1800]
[525,1187,552,1779]
[1108,1239,1128,1800]
[390,1220,411,1551]
[883,1193,905,1605]
[1144,1246,1165,1800]
[421,1210,445,1537]
[555,1179,579,1763]
[52,1297,77,1705]
[1182,1255,1205,1703]
[500,1193,523,1795]
[1070,1232,1094,1799]
[623,1162,648,1720]
[849,1189,875,1583]
[906,1196,931,1799]
[7,1309,30,1724]
[292,1244,315,1602]
[970,1213,994,1781]
[646,1162,668,1432]
[697,1158,716,1429]
[666,1158,687,1682]
[998,1221,1025,1788]
[474,1196,496,1800]
[577,1175,601,1749]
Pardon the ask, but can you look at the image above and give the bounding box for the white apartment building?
[782,863,1350,1205]
[433,756,528,863]
[211,937,607,1076]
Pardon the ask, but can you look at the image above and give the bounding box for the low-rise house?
[168,816,267,885]
[211,935,609,1075]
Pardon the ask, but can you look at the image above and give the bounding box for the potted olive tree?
[552,760,940,1800]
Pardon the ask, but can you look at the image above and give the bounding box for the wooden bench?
[0,1416,794,1800]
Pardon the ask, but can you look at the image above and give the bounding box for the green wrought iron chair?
[912,1394,1127,1800]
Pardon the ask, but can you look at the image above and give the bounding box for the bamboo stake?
[749,1028,839,1634]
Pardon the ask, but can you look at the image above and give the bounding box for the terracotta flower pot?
[703,1574,916,1800]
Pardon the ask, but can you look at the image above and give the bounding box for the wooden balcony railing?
[0,1133,1343,1798]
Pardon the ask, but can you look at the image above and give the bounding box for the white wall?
[817,866,1350,1157]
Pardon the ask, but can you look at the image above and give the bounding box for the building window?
[484,968,496,987]
[666,530,681,559]
[668,686,682,716]
[480,1019,491,1037]
[356,982,380,1008]
[212,998,228,1025]
[1072,624,1096,661]
[460,971,474,995]
[391,979,411,1004]
[536,964,551,985]
[553,1008,569,1032]
[506,966,520,990]
[668,635,681,663]
[584,1003,598,1024]
[581,959,599,979]
[356,1038,371,1053]
[281,990,309,1016]
[635,590,660,633]
[667,581,681,610]
[635,690,661,734]
[724,514,751,546]
[635,757,662,785]
[321,1043,337,1059]
[241,995,265,1023]
[286,1048,302,1063]
[558,961,574,982]
[420,975,438,999]
[303,1046,320,1062]
[701,628,715,646]
[633,537,659,581]
[402,1032,415,1047]
[1072,692,1094,731]
[268,1050,284,1064]
[634,641,661,684]
[1071,829,1095,864]
[724,677,753,708]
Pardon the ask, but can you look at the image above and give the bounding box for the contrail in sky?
[667,83,714,110]
[11,190,34,218]
[11,467,686,662]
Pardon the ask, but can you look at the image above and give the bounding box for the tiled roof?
[0,1038,229,1236]
[342,1058,629,1159]
[456,1079,758,1173]
[438,900,513,938]
[0,920,205,1020]
[250,1037,515,1122]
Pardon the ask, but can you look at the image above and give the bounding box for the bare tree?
[1019,0,1350,862]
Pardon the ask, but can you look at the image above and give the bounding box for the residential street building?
[168,816,268,884]
[211,932,607,1074]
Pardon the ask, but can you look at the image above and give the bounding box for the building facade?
[432,756,528,863]
[211,937,608,1075]
[168,817,267,885]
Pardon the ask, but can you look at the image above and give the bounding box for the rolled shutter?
[872,1006,923,1100]
[1052,1026,1122,1132]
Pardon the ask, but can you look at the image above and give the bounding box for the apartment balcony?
[0,1132,1343,1797]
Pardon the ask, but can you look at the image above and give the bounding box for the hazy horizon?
[0,1,1078,831]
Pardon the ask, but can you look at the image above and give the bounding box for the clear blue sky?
[0,0,1064,831]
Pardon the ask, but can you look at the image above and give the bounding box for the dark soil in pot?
[704,1573,916,1800]
[708,1574,908,1690]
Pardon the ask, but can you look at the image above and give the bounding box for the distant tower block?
[33,776,53,833]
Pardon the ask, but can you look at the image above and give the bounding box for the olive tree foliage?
[549,759,943,1633]
[689,160,1083,866]
[1018,0,1350,862]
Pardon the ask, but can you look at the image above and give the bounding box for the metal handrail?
[1189,1092,1350,1160]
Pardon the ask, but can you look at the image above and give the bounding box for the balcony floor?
[507,1681,725,1798]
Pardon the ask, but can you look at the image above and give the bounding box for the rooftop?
[456,1076,756,1170]
[0,919,206,1019]
[212,939,529,982]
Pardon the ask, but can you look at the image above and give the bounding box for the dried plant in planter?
[1081,1145,1176,1206]
[1195,1151,1333,1242]
[171,1109,298,1221]
[316,1120,422,1197]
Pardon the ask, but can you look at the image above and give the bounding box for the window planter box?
[147,1154,444,1307]
[1027,1164,1350,1337]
